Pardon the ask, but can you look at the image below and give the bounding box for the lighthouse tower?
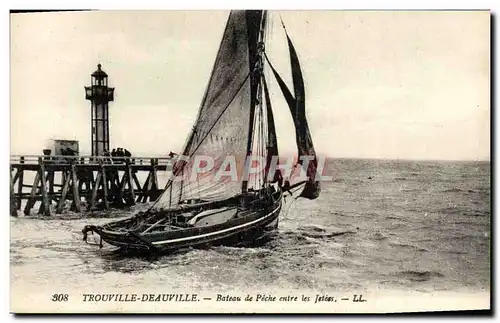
[84,64,115,156]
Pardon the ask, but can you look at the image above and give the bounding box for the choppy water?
[10,159,490,296]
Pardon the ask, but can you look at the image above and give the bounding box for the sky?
[10,10,490,160]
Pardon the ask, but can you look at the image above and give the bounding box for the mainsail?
[151,11,266,209]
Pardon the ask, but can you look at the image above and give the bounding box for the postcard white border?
[3,0,497,322]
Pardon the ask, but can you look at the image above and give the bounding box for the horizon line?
[8,150,491,163]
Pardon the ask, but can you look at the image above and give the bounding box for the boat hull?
[90,197,282,254]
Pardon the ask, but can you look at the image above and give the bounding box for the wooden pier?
[10,155,172,216]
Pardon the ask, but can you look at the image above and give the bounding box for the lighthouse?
[84,64,114,156]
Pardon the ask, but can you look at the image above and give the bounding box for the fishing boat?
[82,10,321,254]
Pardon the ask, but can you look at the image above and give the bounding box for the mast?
[258,11,268,189]
[242,10,267,193]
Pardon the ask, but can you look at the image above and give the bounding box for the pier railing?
[10,154,173,167]
[10,154,174,217]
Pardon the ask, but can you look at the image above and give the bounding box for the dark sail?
[266,22,320,200]
[151,10,265,209]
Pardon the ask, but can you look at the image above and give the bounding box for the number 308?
[51,294,69,302]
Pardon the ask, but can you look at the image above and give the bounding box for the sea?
[10,159,490,307]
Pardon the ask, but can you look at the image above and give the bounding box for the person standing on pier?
[115,148,123,163]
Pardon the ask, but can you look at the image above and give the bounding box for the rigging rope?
[281,185,302,220]
[282,192,299,221]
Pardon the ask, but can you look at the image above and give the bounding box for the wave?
[328,211,361,218]
[396,270,444,282]
[10,251,24,266]
[301,231,355,239]
[439,207,489,217]
[280,225,357,244]
[299,226,356,240]
[442,188,464,193]
[371,232,388,241]
[442,250,467,255]
[389,242,428,252]
[462,211,489,217]
[401,188,420,192]
[301,224,327,233]
[18,209,134,221]
[328,210,348,217]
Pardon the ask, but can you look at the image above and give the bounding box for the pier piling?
[10,155,171,216]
